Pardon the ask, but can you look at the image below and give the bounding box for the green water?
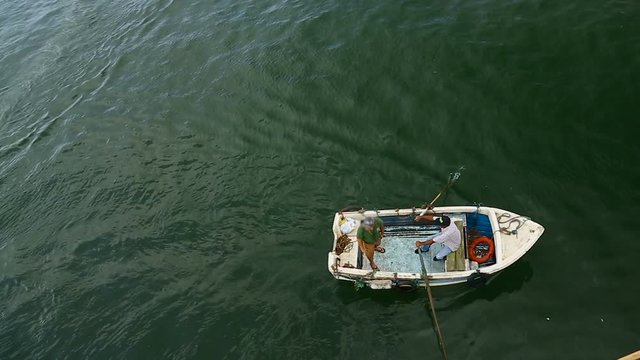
[1,0,639,358]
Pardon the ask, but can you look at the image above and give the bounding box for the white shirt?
[433,222,461,251]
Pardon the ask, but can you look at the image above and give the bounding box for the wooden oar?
[414,170,462,359]
[419,170,462,216]
[417,250,448,360]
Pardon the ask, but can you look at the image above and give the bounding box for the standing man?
[414,215,460,261]
[357,216,385,271]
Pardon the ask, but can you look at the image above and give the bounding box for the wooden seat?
[446,220,467,271]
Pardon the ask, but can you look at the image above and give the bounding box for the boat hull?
[328,205,544,289]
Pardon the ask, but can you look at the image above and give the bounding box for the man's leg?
[364,243,377,269]
[374,238,385,252]
[434,246,452,260]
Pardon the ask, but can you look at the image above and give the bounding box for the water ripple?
[1,0,639,358]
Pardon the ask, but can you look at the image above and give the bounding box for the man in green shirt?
[357,216,385,270]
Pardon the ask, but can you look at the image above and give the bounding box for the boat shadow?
[334,281,424,306]
[333,259,534,308]
[434,259,535,310]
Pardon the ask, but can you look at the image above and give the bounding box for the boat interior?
[339,211,497,274]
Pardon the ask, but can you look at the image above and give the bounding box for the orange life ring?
[468,237,495,264]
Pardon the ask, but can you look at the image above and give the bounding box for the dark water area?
[1,0,639,358]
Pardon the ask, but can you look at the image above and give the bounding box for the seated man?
[414,215,460,261]
[357,216,385,270]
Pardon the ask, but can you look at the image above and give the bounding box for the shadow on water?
[334,281,423,306]
[436,260,534,310]
[332,259,533,309]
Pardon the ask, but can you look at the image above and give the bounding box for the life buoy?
[468,237,495,264]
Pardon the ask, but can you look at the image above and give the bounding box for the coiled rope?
[334,234,353,255]
[497,213,529,235]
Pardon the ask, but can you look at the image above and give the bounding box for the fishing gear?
[497,213,529,235]
[334,234,353,255]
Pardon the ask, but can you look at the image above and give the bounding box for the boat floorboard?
[371,236,446,274]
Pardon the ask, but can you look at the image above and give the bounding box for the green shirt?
[357,217,384,244]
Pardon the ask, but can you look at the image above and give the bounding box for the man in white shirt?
[414,215,461,261]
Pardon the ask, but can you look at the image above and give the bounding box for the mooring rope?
[334,234,353,255]
[417,251,448,360]
[497,213,529,235]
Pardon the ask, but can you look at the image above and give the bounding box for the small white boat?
[328,205,544,289]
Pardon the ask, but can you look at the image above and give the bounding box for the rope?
[417,252,448,360]
[353,269,377,290]
[334,234,353,255]
[497,213,529,235]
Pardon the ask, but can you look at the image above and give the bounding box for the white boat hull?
[328,206,544,289]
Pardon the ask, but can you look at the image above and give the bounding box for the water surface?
[1,0,639,358]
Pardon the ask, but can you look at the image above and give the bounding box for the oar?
[418,250,448,360]
[414,169,462,359]
[419,169,463,216]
